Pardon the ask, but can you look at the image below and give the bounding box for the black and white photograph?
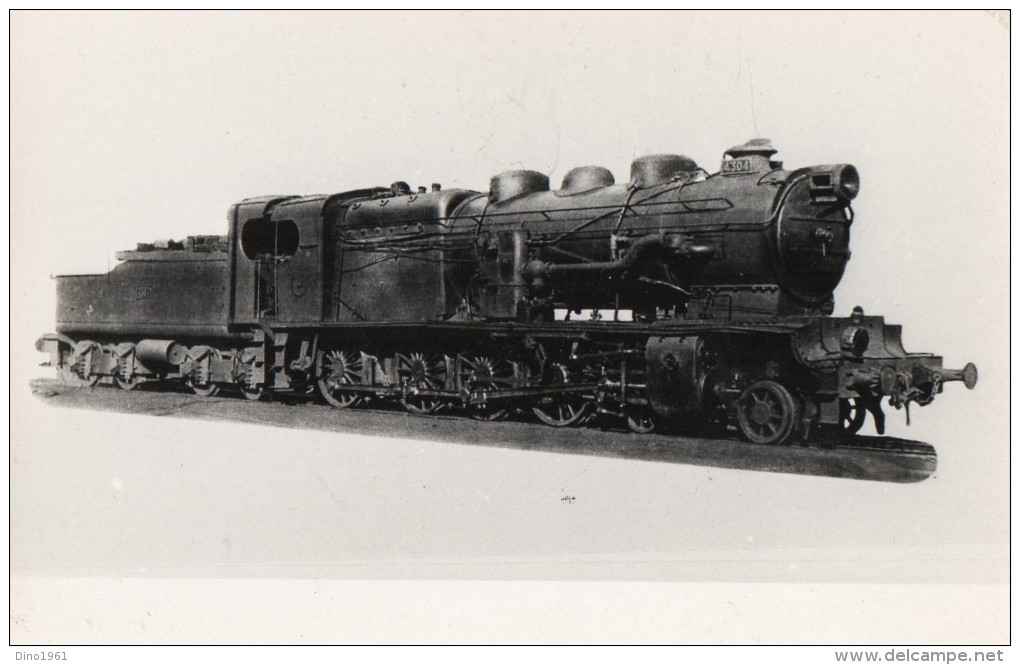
[9,10,1010,649]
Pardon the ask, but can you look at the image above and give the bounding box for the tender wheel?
[457,355,514,421]
[838,398,866,435]
[736,380,797,445]
[187,347,221,397]
[189,381,220,397]
[531,364,591,427]
[396,352,447,415]
[116,374,140,391]
[626,411,657,434]
[240,384,267,401]
[71,340,103,387]
[318,350,364,409]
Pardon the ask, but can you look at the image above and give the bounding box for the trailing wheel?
[531,364,591,427]
[735,380,797,445]
[318,349,364,409]
[396,352,447,415]
[838,397,866,435]
[116,373,140,391]
[457,354,514,421]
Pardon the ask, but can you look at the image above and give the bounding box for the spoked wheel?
[626,411,657,434]
[457,355,515,421]
[396,352,447,415]
[318,350,364,409]
[531,364,592,427]
[838,398,867,436]
[71,340,103,387]
[736,380,797,445]
[187,348,221,397]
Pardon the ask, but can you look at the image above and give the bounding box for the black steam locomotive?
[37,138,976,445]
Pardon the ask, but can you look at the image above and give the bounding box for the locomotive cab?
[263,196,329,323]
[229,196,299,324]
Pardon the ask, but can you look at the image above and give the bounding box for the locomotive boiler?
[37,138,977,445]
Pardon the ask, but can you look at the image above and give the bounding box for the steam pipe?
[521,234,714,285]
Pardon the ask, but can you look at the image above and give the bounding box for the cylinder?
[645,336,702,419]
[136,339,186,367]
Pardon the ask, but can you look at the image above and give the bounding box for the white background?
[9,10,1010,645]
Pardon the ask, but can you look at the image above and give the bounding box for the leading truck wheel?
[839,398,866,436]
[531,364,591,427]
[736,380,797,445]
[626,412,657,434]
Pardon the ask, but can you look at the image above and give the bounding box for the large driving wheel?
[457,354,514,421]
[112,343,141,391]
[736,380,797,445]
[531,364,592,427]
[318,350,364,409]
[396,352,447,415]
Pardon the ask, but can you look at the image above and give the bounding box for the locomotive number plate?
[722,158,752,174]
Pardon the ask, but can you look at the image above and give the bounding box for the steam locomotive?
[37,138,977,445]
